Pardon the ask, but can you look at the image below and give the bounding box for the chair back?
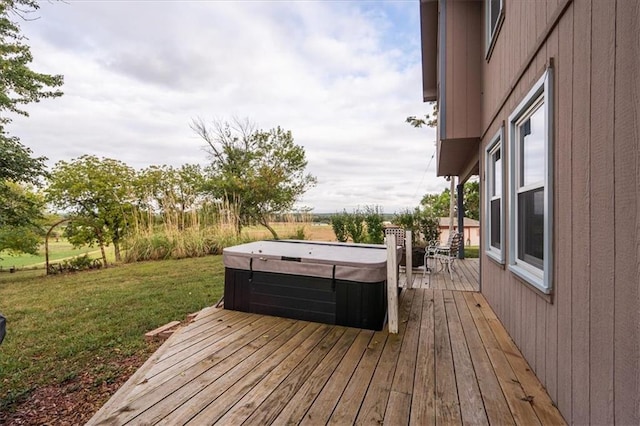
[384,227,406,247]
[449,232,463,258]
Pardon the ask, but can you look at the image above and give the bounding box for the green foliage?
[420,190,450,218]
[0,137,47,185]
[134,164,209,231]
[345,209,366,243]
[331,206,383,244]
[463,181,480,220]
[421,180,479,221]
[0,1,63,254]
[47,156,136,262]
[364,205,384,244]
[405,103,438,128]
[0,183,44,254]
[416,212,440,243]
[286,226,308,240]
[192,118,317,239]
[0,1,63,122]
[330,211,349,242]
[392,208,440,247]
[60,254,94,272]
[393,209,417,239]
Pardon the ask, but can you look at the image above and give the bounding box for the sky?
[11,0,445,213]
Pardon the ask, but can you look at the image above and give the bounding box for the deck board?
[89,258,565,426]
[269,327,360,424]
[403,258,480,291]
[433,289,462,424]
[299,329,375,425]
[444,290,488,425]
[453,291,514,425]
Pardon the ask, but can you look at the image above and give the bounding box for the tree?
[47,156,136,262]
[420,181,480,222]
[420,190,451,218]
[406,103,438,128]
[192,118,317,239]
[0,1,63,253]
[134,164,209,231]
[0,182,44,254]
[463,181,480,220]
[0,1,63,121]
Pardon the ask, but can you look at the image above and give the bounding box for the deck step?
[145,320,181,341]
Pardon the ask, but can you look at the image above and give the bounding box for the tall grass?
[124,198,253,262]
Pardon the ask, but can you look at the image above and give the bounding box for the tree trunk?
[94,227,108,267]
[113,240,121,262]
[99,242,108,267]
[261,218,279,240]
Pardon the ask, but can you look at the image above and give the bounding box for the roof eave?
[420,0,439,103]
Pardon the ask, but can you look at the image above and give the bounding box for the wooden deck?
[88,285,565,424]
[401,257,480,292]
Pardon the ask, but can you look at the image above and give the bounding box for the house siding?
[477,1,639,424]
[443,0,482,141]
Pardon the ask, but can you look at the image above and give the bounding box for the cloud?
[10,0,446,213]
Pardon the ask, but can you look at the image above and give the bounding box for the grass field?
[0,255,225,413]
[243,222,335,241]
[0,240,99,270]
[0,223,337,271]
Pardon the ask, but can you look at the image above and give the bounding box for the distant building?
[438,217,479,246]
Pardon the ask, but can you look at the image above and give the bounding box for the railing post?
[386,234,399,334]
[457,182,465,259]
[405,230,413,289]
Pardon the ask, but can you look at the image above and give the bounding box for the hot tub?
[223,240,390,330]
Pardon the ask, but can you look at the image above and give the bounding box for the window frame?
[485,0,504,59]
[484,127,504,264]
[507,68,553,294]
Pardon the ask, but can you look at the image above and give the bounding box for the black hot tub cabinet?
[223,240,390,330]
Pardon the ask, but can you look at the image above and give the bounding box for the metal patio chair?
[424,232,463,280]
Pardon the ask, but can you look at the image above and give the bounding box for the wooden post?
[386,234,399,334]
[457,182,465,259]
[406,230,413,289]
[449,175,456,232]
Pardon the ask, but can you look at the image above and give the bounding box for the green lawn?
[464,245,480,258]
[0,255,224,411]
[0,240,99,269]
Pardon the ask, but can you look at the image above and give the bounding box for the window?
[486,0,503,56]
[508,68,553,293]
[485,128,504,264]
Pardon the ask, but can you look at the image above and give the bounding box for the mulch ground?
[0,348,160,426]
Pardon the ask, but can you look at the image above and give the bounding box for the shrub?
[364,205,384,244]
[392,208,440,247]
[286,226,308,240]
[330,212,349,242]
[417,212,440,243]
[345,209,366,243]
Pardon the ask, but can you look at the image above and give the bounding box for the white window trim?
[485,0,504,58]
[507,68,554,294]
[484,127,504,264]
